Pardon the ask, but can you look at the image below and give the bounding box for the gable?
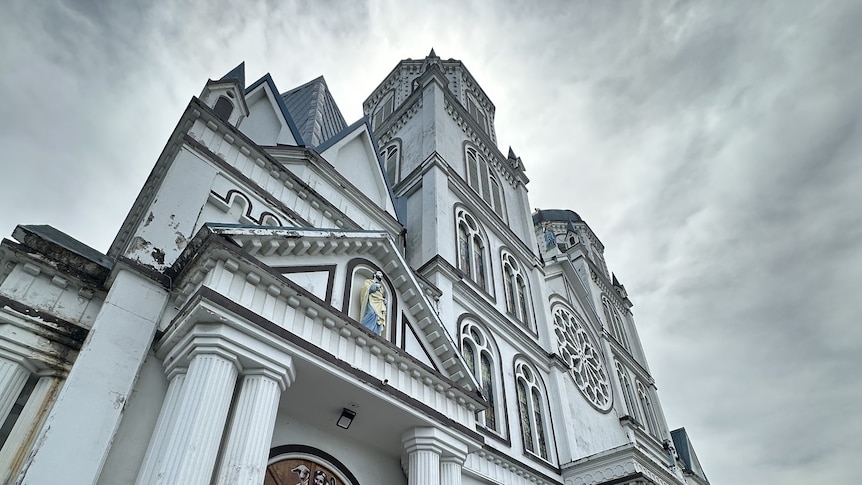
[319,122,396,218]
[241,75,302,146]
[169,225,480,398]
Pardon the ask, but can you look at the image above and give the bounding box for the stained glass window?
[502,253,531,328]
[515,359,549,460]
[461,321,500,434]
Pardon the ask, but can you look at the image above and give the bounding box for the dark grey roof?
[532,209,582,226]
[281,76,347,148]
[219,62,246,90]
[671,428,709,482]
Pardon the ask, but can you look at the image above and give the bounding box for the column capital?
[402,427,468,463]
[158,317,295,391]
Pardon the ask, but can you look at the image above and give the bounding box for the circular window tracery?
[553,306,612,412]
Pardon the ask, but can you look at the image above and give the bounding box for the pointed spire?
[428,47,437,58]
[219,61,246,90]
[508,146,517,159]
[612,273,620,286]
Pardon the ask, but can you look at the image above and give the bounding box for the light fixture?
[336,408,356,429]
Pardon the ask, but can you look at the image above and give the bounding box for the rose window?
[553,307,612,411]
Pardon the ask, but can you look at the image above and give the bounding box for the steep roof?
[671,428,709,482]
[281,76,347,148]
[219,62,246,90]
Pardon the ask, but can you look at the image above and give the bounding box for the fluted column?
[0,355,30,425]
[408,448,440,485]
[0,373,61,484]
[440,456,463,485]
[403,427,469,485]
[215,369,284,484]
[154,351,239,485]
[134,368,186,485]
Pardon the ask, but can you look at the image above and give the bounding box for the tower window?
[465,148,505,219]
[456,209,488,290]
[383,144,399,185]
[467,97,488,133]
[373,94,395,129]
[637,382,661,438]
[502,252,530,327]
[213,95,234,122]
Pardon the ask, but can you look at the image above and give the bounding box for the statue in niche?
[542,222,557,250]
[360,271,387,335]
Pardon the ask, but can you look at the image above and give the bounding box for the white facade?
[0,52,710,485]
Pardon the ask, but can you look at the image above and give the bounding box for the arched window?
[213,95,234,122]
[616,362,639,422]
[383,143,399,185]
[460,320,503,433]
[637,381,661,437]
[602,298,630,350]
[552,305,612,412]
[465,148,505,219]
[455,209,487,290]
[501,252,530,326]
[515,359,550,460]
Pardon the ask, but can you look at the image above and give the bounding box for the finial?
[508,146,516,159]
[428,48,437,58]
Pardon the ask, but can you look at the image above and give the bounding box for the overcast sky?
[2,1,860,483]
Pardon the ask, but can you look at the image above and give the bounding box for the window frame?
[514,358,552,461]
[464,147,505,219]
[501,251,531,328]
[460,319,506,436]
[455,208,489,291]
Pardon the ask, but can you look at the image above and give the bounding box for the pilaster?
[19,267,168,485]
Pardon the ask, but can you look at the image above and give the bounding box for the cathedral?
[0,51,710,485]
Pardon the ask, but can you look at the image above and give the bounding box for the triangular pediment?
[241,74,304,146]
[318,120,397,218]
[167,224,482,406]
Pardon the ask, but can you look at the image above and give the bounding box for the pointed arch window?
[456,209,488,290]
[602,298,631,350]
[465,148,505,219]
[515,359,550,460]
[460,321,503,433]
[615,362,639,422]
[501,252,530,326]
[383,143,399,185]
[637,381,661,437]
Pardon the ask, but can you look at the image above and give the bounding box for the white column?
[0,373,61,484]
[408,448,440,485]
[402,427,469,485]
[215,369,284,484]
[154,351,239,485]
[134,368,186,485]
[440,456,463,485]
[0,355,30,425]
